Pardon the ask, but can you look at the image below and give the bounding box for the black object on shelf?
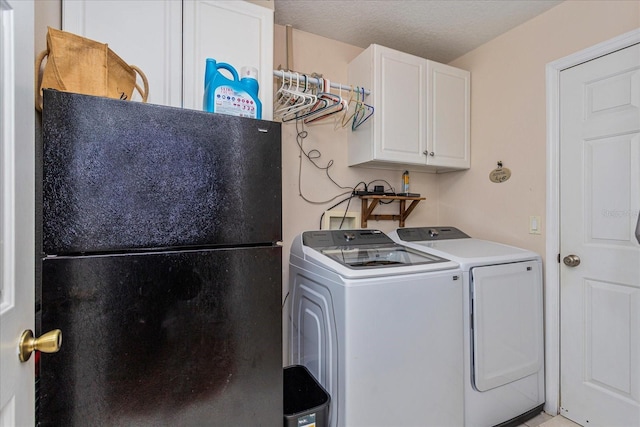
[284,365,330,427]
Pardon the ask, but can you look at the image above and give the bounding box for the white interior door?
[0,0,35,425]
[560,42,640,426]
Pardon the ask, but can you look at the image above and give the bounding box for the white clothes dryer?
[288,229,464,427]
[389,227,545,427]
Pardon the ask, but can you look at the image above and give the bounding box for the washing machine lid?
[301,230,454,273]
[389,227,540,268]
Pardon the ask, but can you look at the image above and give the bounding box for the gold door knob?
[19,329,62,362]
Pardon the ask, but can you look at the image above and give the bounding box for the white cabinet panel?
[62,0,273,116]
[428,61,470,169]
[376,47,426,164]
[63,0,182,107]
[183,0,273,118]
[348,44,470,173]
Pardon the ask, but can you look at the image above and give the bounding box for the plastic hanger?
[279,75,319,122]
[282,78,332,122]
[276,72,301,112]
[277,73,317,121]
[303,79,348,124]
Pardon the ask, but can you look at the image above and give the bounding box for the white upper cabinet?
[348,44,470,172]
[62,0,273,118]
[348,46,428,167]
[183,1,273,116]
[427,61,470,170]
[62,0,183,107]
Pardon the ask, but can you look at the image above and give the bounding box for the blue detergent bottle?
[203,58,262,120]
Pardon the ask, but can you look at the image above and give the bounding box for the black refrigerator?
[37,90,282,426]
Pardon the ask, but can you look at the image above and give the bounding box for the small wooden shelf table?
[359,195,425,228]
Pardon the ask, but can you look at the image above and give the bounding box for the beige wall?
[34,0,60,54]
[444,0,640,259]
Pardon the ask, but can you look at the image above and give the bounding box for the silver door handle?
[563,254,581,267]
[635,210,640,244]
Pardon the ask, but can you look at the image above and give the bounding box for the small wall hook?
[489,161,511,183]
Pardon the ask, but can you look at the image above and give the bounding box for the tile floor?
[517,413,582,427]
[538,416,582,427]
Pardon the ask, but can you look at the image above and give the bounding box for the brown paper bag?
[35,27,149,111]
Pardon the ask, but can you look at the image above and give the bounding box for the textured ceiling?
[274,0,563,63]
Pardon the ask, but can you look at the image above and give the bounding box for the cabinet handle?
[423,151,435,157]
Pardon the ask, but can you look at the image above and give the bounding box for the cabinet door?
[183,0,274,118]
[62,0,183,107]
[375,46,428,165]
[426,61,470,170]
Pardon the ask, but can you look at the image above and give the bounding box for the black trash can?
[284,365,330,427]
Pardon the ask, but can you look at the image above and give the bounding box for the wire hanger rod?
[273,69,370,96]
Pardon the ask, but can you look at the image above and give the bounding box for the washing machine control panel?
[303,229,392,247]
[396,227,470,242]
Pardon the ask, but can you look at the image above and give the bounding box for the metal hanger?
[351,87,374,130]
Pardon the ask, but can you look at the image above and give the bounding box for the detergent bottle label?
[214,85,258,119]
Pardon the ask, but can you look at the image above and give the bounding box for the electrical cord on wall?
[318,189,362,229]
[338,194,354,229]
[293,119,398,228]
[295,118,354,204]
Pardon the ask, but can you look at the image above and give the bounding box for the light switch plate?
[529,216,541,234]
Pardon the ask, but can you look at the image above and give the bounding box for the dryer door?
[471,261,543,392]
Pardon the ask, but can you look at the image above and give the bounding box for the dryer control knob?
[428,228,439,238]
[344,232,356,241]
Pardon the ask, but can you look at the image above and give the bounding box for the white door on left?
[0,0,35,425]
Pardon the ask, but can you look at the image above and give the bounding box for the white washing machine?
[389,227,545,427]
[288,229,464,427]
